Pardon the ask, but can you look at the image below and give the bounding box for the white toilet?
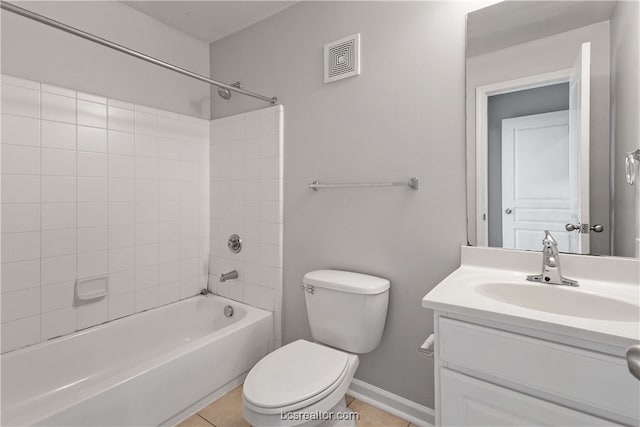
[242,270,390,427]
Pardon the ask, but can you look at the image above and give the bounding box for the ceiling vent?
[324,33,361,83]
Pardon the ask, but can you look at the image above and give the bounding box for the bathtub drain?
[224,305,234,317]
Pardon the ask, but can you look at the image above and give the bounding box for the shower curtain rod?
[0,1,278,105]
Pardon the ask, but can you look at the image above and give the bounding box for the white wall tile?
[1,316,40,353]
[41,308,76,340]
[135,201,159,223]
[1,144,40,175]
[108,98,133,110]
[109,224,135,249]
[2,75,40,90]
[77,100,106,128]
[41,254,76,285]
[2,84,40,118]
[77,251,107,278]
[179,276,201,299]
[77,299,107,330]
[42,203,76,230]
[1,76,210,351]
[2,204,40,233]
[136,244,159,267]
[108,130,134,155]
[108,106,134,132]
[135,287,158,312]
[42,176,75,203]
[135,111,158,136]
[41,120,75,150]
[78,152,108,177]
[158,281,180,306]
[107,293,134,321]
[1,287,40,322]
[135,134,159,157]
[108,178,135,201]
[135,157,159,179]
[108,154,135,178]
[1,114,39,146]
[42,84,75,98]
[108,201,135,225]
[77,226,108,253]
[41,92,75,124]
[1,259,40,293]
[2,175,40,203]
[78,91,106,104]
[77,178,107,202]
[1,232,40,263]
[41,229,76,258]
[77,202,107,227]
[77,126,107,153]
[109,269,135,295]
[159,261,180,284]
[135,265,158,290]
[135,180,159,201]
[42,148,75,176]
[41,281,75,313]
[109,247,135,273]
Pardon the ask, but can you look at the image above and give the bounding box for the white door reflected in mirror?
[478,42,592,254]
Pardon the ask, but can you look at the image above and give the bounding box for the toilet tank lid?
[303,270,390,295]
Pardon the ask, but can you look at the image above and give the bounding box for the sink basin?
[475,282,640,322]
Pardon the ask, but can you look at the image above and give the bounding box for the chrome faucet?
[219,270,238,282]
[526,230,578,287]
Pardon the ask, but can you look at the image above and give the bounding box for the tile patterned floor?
[176,385,418,427]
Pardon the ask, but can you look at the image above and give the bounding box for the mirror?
[466,0,639,258]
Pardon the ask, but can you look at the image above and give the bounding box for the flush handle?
[504,208,512,214]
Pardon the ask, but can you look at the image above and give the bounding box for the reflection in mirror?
[466,0,639,258]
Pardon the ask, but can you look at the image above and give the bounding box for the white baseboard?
[162,372,247,426]
[347,378,435,427]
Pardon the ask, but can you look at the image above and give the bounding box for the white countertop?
[423,246,640,348]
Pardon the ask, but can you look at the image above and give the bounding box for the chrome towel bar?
[309,177,419,191]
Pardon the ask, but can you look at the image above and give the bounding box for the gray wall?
[610,1,640,257]
[466,21,611,255]
[1,1,210,118]
[487,83,569,247]
[209,1,476,407]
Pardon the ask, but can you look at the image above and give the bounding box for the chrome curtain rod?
[0,1,277,105]
[309,178,420,191]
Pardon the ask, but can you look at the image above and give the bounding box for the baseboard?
[162,372,247,426]
[347,378,435,427]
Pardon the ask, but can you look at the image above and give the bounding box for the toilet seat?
[243,340,353,414]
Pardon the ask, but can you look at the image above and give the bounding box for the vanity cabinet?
[433,314,640,427]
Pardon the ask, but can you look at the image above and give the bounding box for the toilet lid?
[243,340,350,409]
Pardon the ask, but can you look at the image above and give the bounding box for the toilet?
[242,270,390,427]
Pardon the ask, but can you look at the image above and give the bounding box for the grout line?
[196,414,215,427]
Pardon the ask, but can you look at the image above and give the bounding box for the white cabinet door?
[440,369,621,427]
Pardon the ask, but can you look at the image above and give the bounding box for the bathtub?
[1,295,273,426]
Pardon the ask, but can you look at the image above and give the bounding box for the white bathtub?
[1,295,273,426]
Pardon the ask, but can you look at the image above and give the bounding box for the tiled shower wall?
[209,106,283,347]
[1,75,210,353]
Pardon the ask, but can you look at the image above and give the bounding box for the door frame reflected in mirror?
[474,68,572,247]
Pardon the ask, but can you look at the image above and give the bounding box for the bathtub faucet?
[220,270,239,282]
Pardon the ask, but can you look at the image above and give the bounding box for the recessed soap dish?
[75,276,109,302]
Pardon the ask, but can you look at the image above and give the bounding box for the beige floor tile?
[349,399,410,427]
[198,385,249,427]
[176,414,214,427]
[345,394,356,406]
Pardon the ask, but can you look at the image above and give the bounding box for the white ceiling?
[123,1,296,44]
[467,1,617,57]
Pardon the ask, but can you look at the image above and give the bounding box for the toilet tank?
[303,270,390,354]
